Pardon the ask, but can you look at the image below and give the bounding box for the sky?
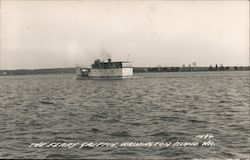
[0,0,249,69]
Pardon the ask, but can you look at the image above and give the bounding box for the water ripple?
[0,71,249,159]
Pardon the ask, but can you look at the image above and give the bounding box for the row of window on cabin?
[92,62,123,69]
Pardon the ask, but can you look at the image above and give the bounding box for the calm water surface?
[0,71,249,159]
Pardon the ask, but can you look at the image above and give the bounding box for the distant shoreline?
[0,66,249,76]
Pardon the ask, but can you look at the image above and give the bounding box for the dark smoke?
[100,48,112,60]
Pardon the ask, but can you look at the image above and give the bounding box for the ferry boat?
[76,58,133,79]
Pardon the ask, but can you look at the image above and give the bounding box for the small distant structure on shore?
[208,64,242,71]
[181,62,197,71]
[192,62,197,67]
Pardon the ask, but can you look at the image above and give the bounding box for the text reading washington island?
[76,58,133,79]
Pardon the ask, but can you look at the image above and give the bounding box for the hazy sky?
[0,0,249,69]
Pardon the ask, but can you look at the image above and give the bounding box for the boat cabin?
[91,59,132,69]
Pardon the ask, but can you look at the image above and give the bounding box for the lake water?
[0,71,249,159]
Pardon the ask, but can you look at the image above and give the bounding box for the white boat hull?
[75,68,133,80]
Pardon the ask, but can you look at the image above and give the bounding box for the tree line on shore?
[135,65,249,72]
[0,65,249,76]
